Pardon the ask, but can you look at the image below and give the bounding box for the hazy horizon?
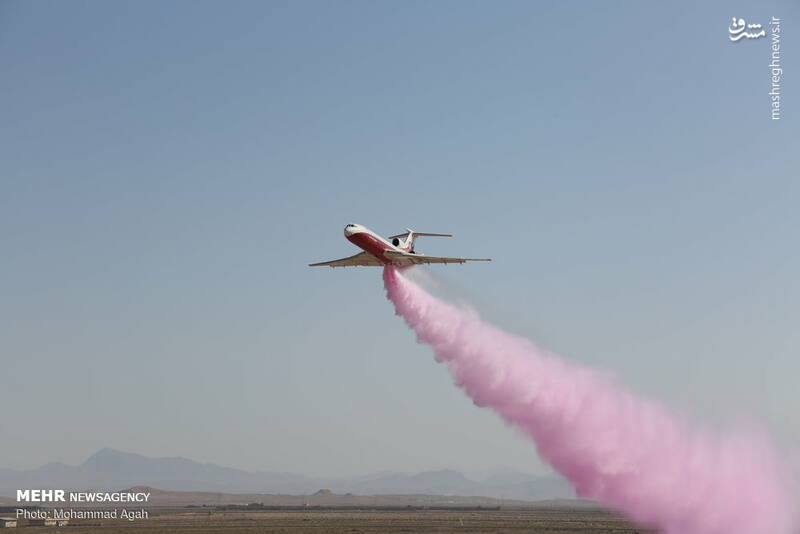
[2,446,550,479]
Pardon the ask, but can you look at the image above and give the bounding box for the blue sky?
[1,0,798,477]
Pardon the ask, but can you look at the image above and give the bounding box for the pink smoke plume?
[383,266,794,534]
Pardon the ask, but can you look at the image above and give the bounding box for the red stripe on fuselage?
[346,232,397,264]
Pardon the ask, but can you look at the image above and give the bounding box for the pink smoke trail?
[383,266,794,534]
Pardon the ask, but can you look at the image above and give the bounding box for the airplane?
[309,223,491,268]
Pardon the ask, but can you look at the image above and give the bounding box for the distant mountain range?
[0,448,573,501]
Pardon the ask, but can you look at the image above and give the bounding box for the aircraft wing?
[383,250,491,266]
[309,251,384,267]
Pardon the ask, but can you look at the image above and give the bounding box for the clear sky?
[1,0,798,478]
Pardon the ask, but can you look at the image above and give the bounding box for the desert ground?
[11,508,654,533]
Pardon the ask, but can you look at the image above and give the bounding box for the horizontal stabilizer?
[387,231,453,239]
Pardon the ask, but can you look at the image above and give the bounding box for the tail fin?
[388,229,452,252]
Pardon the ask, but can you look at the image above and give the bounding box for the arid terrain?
[0,486,649,533]
[9,508,654,533]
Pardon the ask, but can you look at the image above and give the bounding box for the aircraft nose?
[344,224,359,237]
